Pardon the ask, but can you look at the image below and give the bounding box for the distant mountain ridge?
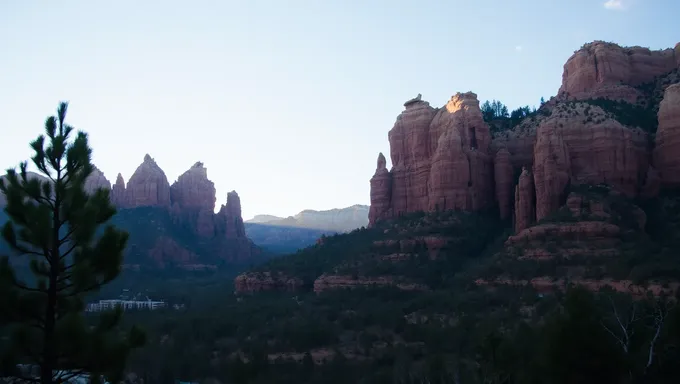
[246,204,369,232]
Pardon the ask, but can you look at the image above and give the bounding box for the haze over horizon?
[1,0,678,219]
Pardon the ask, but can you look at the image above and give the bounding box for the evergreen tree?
[0,102,144,384]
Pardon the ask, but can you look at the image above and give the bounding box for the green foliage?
[584,98,658,133]
[0,102,144,383]
[481,98,544,134]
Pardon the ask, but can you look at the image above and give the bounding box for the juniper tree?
[0,102,144,384]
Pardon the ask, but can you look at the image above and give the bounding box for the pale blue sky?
[1,0,677,219]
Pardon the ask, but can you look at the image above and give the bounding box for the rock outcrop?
[170,162,217,238]
[369,92,494,226]
[111,173,126,207]
[84,166,111,195]
[368,153,392,224]
[218,191,246,239]
[125,154,171,208]
[234,272,304,293]
[368,41,680,231]
[654,83,680,187]
[532,102,650,221]
[558,41,678,102]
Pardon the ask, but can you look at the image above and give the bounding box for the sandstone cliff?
[558,40,678,102]
[84,166,112,195]
[125,154,172,208]
[169,161,217,238]
[369,92,494,225]
[369,40,679,234]
[111,173,126,207]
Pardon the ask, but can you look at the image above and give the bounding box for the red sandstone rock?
[494,148,513,219]
[84,166,111,196]
[653,84,680,187]
[388,98,438,216]
[368,153,392,225]
[533,103,649,221]
[369,92,494,225]
[514,167,535,232]
[125,154,171,208]
[170,161,217,237]
[558,41,677,102]
[234,272,304,293]
[170,162,216,211]
[111,173,126,207]
[218,191,246,239]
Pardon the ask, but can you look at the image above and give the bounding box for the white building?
[86,298,165,312]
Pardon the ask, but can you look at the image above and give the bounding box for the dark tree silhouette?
[0,102,144,384]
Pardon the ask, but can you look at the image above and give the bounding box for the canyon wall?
[369,40,680,230]
[369,92,495,225]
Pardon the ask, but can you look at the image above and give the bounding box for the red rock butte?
[368,40,680,231]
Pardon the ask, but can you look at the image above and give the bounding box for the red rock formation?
[494,148,513,219]
[125,154,171,208]
[369,92,494,225]
[111,173,126,207]
[388,97,438,216]
[170,161,217,237]
[218,191,246,239]
[558,41,678,102]
[170,162,216,211]
[234,272,304,293]
[532,103,649,221]
[653,83,680,187]
[368,153,392,224]
[84,166,111,196]
[514,167,535,232]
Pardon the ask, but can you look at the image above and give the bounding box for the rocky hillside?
[1,157,261,269]
[247,204,369,232]
[236,40,680,295]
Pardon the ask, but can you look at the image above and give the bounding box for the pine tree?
[0,102,144,384]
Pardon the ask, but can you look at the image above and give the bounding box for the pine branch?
[53,368,87,384]
[10,279,46,294]
[58,243,78,261]
[57,227,78,247]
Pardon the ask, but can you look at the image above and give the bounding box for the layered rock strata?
[369,92,494,225]
[558,41,678,102]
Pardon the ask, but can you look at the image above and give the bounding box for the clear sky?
[1,0,678,219]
